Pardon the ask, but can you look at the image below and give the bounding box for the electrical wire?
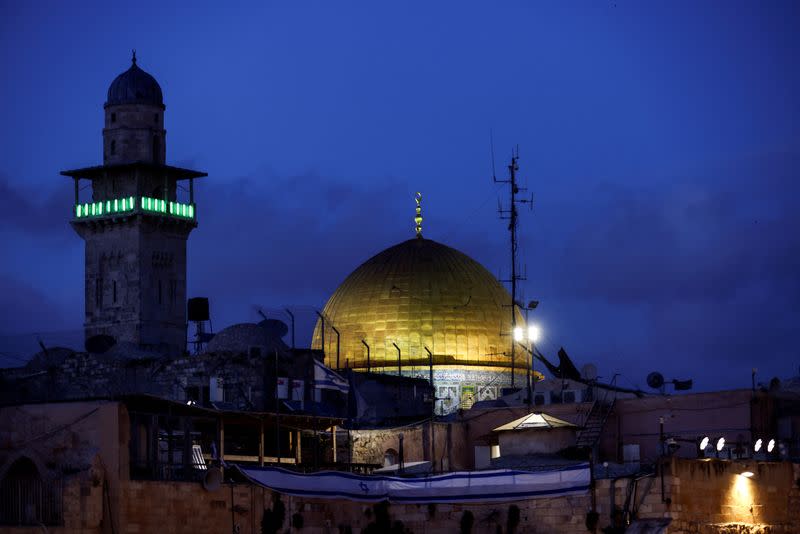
[9,407,101,449]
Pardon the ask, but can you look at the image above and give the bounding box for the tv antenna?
[493,141,533,388]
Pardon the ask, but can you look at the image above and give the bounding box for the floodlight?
[699,436,709,450]
[754,438,762,452]
[716,437,725,451]
[513,327,524,342]
[767,439,775,453]
[528,324,541,343]
[740,471,754,478]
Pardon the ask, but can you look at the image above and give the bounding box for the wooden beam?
[218,417,225,463]
[258,418,265,467]
[332,425,337,464]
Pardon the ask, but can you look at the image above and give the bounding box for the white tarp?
[237,463,590,504]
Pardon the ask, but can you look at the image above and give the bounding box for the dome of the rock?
[312,236,527,411]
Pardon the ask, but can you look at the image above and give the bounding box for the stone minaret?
[62,52,206,355]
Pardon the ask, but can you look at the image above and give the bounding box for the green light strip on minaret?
[74,196,195,220]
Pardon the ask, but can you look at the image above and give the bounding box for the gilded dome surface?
[312,237,525,372]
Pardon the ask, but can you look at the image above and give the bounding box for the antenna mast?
[494,144,532,388]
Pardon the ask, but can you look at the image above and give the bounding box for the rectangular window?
[158,280,162,305]
[95,278,103,308]
[113,280,117,304]
[169,280,177,306]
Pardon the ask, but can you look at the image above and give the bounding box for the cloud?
[0,175,74,236]
[1,150,796,389]
[534,149,800,385]
[188,169,410,326]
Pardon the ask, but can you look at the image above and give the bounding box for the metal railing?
[130,461,208,482]
[0,476,63,526]
[73,196,195,220]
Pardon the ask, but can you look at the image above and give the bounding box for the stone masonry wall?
[661,458,800,534]
[119,479,594,534]
[8,458,795,534]
[1,459,106,534]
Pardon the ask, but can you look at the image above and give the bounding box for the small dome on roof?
[106,51,164,107]
[206,322,288,355]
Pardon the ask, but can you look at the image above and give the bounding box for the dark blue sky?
[1,1,798,390]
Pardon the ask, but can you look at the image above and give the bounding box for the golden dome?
[312,237,525,373]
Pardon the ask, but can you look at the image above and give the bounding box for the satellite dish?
[646,372,665,389]
[85,334,116,354]
[581,364,598,381]
[259,319,289,339]
[202,467,222,492]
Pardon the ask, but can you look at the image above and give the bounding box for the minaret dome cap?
[105,50,164,108]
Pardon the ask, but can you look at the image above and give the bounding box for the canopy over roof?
[492,412,576,432]
[60,162,207,180]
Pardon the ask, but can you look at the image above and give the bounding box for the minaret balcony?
[73,195,195,221]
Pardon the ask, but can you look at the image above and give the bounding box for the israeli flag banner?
[313,359,349,393]
[237,463,590,504]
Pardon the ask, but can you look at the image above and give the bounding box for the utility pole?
[315,310,325,358]
[275,349,281,464]
[392,342,402,377]
[362,339,370,373]
[494,143,532,388]
[332,325,341,371]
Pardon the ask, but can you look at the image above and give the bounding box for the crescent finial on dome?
[414,192,423,238]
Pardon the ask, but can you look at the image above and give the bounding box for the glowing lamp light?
[528,324,541,343]
[740,471,754,478]
[513,326,524,342]
[700,436,710,450]
[716,437,725,451]
[767,439,775,453]
[754,438,763,452]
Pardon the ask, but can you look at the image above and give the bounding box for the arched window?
[110,139,116,155]
[383,448,398,467]
[111,112,116,123]
[0,457,62,526]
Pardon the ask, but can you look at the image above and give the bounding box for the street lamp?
[528,324,541,344]
[524,323,541,406]
[513,313,541,409]
[513,326,524,342]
